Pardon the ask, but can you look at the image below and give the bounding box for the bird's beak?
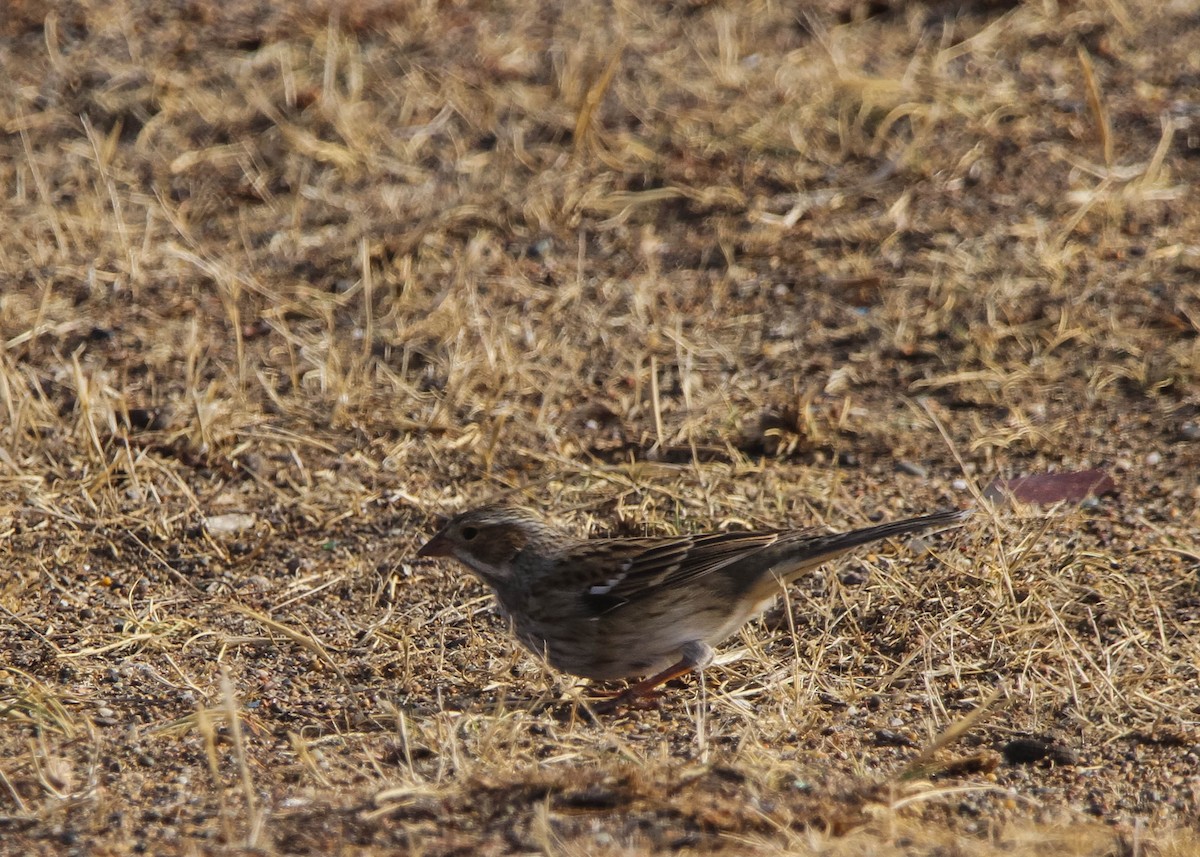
[416,532,451,558]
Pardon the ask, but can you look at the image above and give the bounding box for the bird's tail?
[775,507,971,578]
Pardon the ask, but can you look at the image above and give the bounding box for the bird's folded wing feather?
[574,530,800,614]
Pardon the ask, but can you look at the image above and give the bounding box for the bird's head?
[417,505,553,585]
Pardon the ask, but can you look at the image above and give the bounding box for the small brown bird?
[417,504,970,706]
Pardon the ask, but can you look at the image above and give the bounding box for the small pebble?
[907,535,932,554]
[204,513,256,535]
[897,460,928,478]
[952,478,969,491]
[1002,736,1078,766]
[1181,421,1200,441]
[875,729,915,748]
[1145,451,1161,466]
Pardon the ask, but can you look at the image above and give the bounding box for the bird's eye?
[460,526,479,540]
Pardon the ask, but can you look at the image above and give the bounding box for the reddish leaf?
[983,469,1117,506]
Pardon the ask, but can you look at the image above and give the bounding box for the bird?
[416,504,970,708]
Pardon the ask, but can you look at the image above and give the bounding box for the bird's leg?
[594,641,714,712]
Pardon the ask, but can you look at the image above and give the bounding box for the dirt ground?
[2,0,1200,854]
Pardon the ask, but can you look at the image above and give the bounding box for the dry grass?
[2,0,1200,853]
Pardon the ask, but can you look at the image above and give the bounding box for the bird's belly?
[513,617,681,681]
[513,590,781,682]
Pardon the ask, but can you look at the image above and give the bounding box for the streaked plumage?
[417,504,970,703]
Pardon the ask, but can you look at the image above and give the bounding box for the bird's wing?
[568,509,970,617]
[573,530,792,615]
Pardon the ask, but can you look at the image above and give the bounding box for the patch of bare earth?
[2,0,1199,854]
